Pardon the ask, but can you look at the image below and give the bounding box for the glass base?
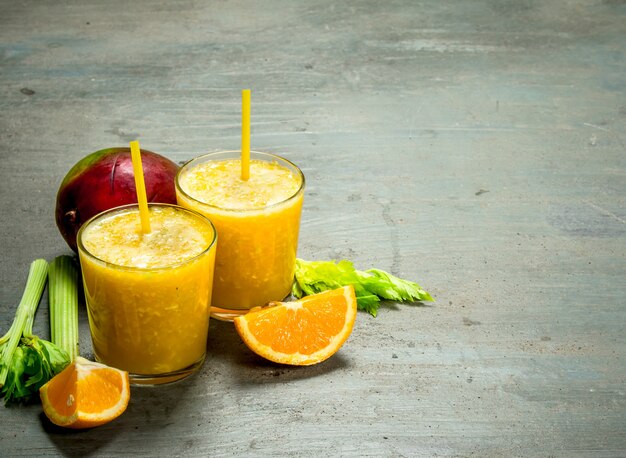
[123,355,205,386]
[209,306,251,322]
[209,292,294,322]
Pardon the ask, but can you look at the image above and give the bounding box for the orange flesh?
[39,358,130,429]
[44,362,77,418]
[234,286,357,365]
[247,298,347,355]
[78,369,126,414]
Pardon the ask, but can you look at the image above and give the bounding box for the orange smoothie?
[176,151,304,319]
[77,204,217,384]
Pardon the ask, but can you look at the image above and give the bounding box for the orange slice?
[234,285,357,365]
[39,356,130,429]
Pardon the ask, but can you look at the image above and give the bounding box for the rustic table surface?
[1,1,624,456]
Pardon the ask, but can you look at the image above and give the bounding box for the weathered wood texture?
[1,1,625,456]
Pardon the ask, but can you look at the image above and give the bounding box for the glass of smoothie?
[175,150,305,321]
[77,203,217,385]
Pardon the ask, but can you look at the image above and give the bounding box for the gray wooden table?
[1,1,624,456]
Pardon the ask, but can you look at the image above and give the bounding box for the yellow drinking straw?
[241,89,251,181]
[129,140,152,234]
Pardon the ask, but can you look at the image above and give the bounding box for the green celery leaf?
[2,346,32,404]
[293,259,362,300]
[355,293,381,317]
[24,337,69,390]
[291,280,304,299]
[363,268,434,303]
[1,337,70,405]
[23,344,46,388]
[38,339,70,374]
[293,258,434,317]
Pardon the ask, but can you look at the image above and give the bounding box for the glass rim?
[175,150,305,213]
[76,203,217,272]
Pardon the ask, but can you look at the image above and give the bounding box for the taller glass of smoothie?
[175,151,305,320]
[77,203,217,385]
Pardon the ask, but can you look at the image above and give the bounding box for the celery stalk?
[0,259,48,388]
[48,256,79,361]
[1,259,71,404]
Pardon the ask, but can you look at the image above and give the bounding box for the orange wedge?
[39,356,130,429]
[234,285,357,365]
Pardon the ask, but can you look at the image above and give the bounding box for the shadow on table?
[41,411,119,456]
[205,318,353,385]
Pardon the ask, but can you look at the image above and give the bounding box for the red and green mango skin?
[55,147,179,252]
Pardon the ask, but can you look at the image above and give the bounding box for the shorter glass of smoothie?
[175,151,305,321]
[77,203,217,385]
